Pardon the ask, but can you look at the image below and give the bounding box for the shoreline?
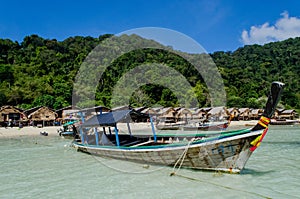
[0,126,61,139]
[0,120,260,139]
[4,119,299,139]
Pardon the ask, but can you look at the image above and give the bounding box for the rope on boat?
[170,140,193,176]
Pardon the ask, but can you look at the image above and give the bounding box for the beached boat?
[155,123,181,130]
[40,131,48,136]
[270,119,299,125]
[58,121,78,139]
[73,82,284,173]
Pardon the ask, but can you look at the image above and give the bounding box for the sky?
[1,0,300,53]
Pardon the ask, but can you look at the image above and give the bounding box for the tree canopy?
[0,34,299,111]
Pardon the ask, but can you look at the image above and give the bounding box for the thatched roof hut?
[0,105,27,124]
[227,107,239,121]
[141,108,159,116]
[238,108,251,120]
[175,108,193,122]
[152,107,163,114]
[279,109,297,120]
[207,107,228,121]
[55,105,80,120]
[273,108,285,119]
[132,107,148,122]
[157,107,176,122]
[26,106,57,126]
[71,106,111,122]
[158,107,176,118]
[191,108,207,120]
[250,109,264,120]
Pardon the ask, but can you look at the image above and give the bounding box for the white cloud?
[241,11,300,45]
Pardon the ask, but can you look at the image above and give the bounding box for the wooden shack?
[157,107,176,123]
[141,107,159,116]
[227,108,239,121]
[56,105,80,120]
[132,107,148,122]
[207,107,228,121]
[26,106,57,127]
[175,108,193,122]
[250,109,264,120]
[279,109,297,120]
[139,107,160,122]
[238,108,251,120]
[273,108,285,119]
[71,106,111,122]
[191,108,207,120]
[0,105,27,126]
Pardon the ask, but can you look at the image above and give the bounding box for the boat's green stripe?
[156,128,251,137]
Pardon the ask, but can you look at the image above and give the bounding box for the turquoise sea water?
[0,125,299,199]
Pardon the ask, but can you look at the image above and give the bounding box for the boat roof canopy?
[80,109,149,127]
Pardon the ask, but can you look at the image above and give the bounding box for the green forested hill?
[0,34,299,110]
[212,38,300,109]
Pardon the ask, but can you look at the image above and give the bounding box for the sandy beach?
[0,120,259,139]
[0,126,61,139]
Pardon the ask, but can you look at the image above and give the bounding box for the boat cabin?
[78,110,157,147]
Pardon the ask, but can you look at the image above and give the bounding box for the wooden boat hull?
[73,129,262,173]
[61,131,75,139]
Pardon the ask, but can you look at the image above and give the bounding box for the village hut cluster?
[0,105,58,127]
[0,105,298,127]
[134,106,298,123]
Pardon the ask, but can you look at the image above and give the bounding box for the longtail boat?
[72,82,284,173]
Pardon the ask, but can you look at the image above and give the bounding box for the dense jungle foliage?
[0,34,299,110]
